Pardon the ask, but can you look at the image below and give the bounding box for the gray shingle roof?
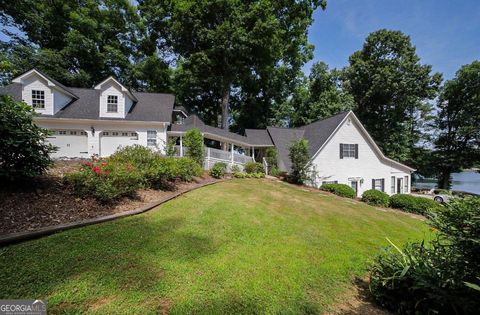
[267,111,350,171]
[0,84,175,122]
[245,129,273,146]
[31,68,79,99]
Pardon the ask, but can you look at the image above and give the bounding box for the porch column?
[251,147,255,158]
[230,143,234,164]
[179,135,183,157]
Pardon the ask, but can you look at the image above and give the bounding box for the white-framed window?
[31,90,45,109]
[391,176,396,194]
[322,180,338,185]
[69,131,77,135]
[373,178,384,192]
[112,132,119,136]
[107,95,118,112]
[80,131,87,135]
[122,132,128,136]
[341,143,356,158]
[147,130,157,146]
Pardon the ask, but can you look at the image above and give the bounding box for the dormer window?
[107,95,118,112]
[32,90,45,109]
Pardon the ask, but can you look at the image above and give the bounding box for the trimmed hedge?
[389,194,442,215]
[320,183,356,199]
[210,162,227,178]
[244,161,264,174]
[233,172,265,178]
[362,189,390,207]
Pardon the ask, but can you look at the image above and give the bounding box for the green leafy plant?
[389,194,442,215]
[244,161,264,174]
[230,165,240,174]
[370,197,480,314]
[183,128,204,166]
[210,162,227,179]
[164,137,178,157]
[109,145,157,169]
[234,172,265,179]
[146,157,202,190]
[362,189,390,207]
[0,95,56,182]
[288,139,313,184]
[320,183,356,199]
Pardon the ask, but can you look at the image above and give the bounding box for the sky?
[306,0,480,79]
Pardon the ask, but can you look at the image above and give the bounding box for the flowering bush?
[66,158,143,203]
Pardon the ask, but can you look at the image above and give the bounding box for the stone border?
[0,179,228,246]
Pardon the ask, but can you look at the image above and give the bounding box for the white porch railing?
[173,145,254,170]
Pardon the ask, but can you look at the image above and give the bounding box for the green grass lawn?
[0,179,430,314]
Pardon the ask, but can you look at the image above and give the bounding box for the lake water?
[414,171,480,195]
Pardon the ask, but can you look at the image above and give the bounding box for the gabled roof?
[0,84,175,123]
[94,76,138,102]
[245,129,274,146]
[11,68,79,99]
[266,127,305,172]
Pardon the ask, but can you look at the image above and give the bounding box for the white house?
[0,69,413,196]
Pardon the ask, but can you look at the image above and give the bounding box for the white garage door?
[47,130,89,158]
[100,131,139,157]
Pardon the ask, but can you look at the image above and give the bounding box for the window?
[340,143,357,159]
[372,178,384,192]
[31,90,45,109]
[322,180,338,185]
[122,132,128,136]
[391,176,396,194]
[404,176,409,193]
[112,132,119,136]
[107,95,118,112]
[80,131,87,135]
[58,130,66,135]
[147,130,157,146]
[69,131,77,135]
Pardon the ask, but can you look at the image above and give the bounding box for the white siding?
[99,83,126,118]
[21,75,54,115]
[311,117,411,196]
[53,90,72,114]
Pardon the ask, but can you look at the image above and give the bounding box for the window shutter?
[372,179,375,189]
[354,144,358,159]
[340,144,344,159]
[381,179,385,192]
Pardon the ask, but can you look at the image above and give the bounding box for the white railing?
[173,145,254,169]
[262,157,269,175]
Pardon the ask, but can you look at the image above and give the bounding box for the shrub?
[145,157,202,189]
[184,128,204,166]
[244,161,263,174]
[320,183,356,199]
[0,95,56,181]
[210,162,227,179]
[265,147,278,170]
[65,159,143,202]
[369,197,480,314]
[230,165,240,174]
[233,172,246,178]
[389,194,442,215]
[288,139,314,184]
[109,145,157,169]
[175,157,203,181]
[234,172,265,178]
[362,189,390,207]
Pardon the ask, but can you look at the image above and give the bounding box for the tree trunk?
[437,169,452,189]
[221,86,230,129]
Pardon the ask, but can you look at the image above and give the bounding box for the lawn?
[0,179,430,314]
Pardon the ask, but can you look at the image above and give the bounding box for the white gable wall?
[99,82,127,118]
[53,90,72,113]
[21,75,54,115]
[310,116,411,196]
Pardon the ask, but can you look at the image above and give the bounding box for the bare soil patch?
[0,161,220,236]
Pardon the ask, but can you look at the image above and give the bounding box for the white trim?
[173,109,188,117]
[12,69,77,99]
[167,131,274,148]
[310,111,415,172]
[94,76,137,102]
[34,116,169,127]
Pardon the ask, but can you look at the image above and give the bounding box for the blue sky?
[306,0,480,79]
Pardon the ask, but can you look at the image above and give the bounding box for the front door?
[397,178,403,194]
[350,180,358,197]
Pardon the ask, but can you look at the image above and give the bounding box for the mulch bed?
[0,161,220,236]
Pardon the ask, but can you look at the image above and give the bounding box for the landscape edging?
[0,179,228,246]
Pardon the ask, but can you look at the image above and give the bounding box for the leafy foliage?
[288,139,313,184]
[320,183,356,199]
[244,162,264,174]
[389,194,442,215]
[233,172,265,179]
[362,189,390,207]
[183,128,204,166]
[344,29,442,162]
[370,197,480,314]
[434,61,480,188]
[0,95,55,181]
[210,162,227,179]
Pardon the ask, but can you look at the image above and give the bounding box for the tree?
[139,0,326,129]
[0,0,172,91]
[344,29,442,162]
[0,95,56,181]
[183,128,204,166]
[434,61,480,189]
[275,61,354,127]
[288,139,313,184]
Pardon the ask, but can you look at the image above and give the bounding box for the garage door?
[47,130,89,158]
[100,131,139,157]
